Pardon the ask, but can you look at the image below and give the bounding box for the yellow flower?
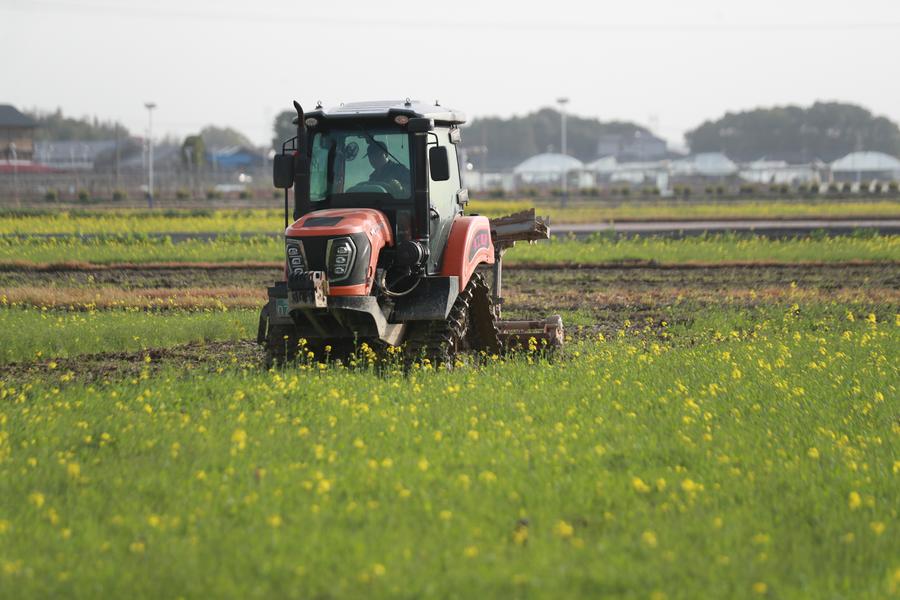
[642,530,658,548]
[463,545,479,558]
[681,479,702,493]
[147,514,162,528]
[870,521,886,536]
[267,514,283,528]
[372,563,386,577]
[632,477,652,493]
[418,457,429,472]
[554,520,574,539]
[129,541,146,554]
[67,462,81,479]
[807,447,819,459]
[848,491,862,510]
[28,492,45,508]
[231,428,247,450]
[439,510,453,521]
[752,582,767,595]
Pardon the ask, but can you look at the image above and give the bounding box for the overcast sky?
[2,0,899,149]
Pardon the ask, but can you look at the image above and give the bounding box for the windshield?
[309,128,412,201]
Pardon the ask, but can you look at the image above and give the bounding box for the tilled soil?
[2,262,897,291]
[2,262,897,382]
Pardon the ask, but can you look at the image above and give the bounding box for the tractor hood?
[284,208,393,295]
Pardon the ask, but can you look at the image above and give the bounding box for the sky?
[2,0,900,150]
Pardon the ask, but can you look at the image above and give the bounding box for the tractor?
[258,99,563,365]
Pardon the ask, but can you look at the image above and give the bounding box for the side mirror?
[429,146,450,181]
[273,154,294,189]
[408,118,434,134]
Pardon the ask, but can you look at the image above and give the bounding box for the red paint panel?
[284,208,393,296]
[439,216,494,290]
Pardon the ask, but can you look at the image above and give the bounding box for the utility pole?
[145,102,157,208]
[114,122,120,192]
[9,142,19,208]
[557,97,570,207]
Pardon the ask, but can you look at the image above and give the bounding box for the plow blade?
[497,315,564,350]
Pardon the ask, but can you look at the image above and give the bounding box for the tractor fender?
[439,216,494,290]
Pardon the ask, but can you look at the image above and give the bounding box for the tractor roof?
[308,100,466,125]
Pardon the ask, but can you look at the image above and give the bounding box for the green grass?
[0,307,258,363]
[2,233,898,266]
[0,304,897,598]
[1,200,899,232]
[505,232,900,265]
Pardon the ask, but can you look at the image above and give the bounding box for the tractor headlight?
[285,238,306,276]
[327,237,356,283]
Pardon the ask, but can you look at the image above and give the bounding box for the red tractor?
[258,100,562,364]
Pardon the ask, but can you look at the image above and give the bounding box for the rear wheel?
[404,273,500,366]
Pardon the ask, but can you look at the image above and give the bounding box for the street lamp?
[557,97,570,207]
[144,102,157,208]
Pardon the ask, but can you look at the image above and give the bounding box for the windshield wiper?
[357,127,405,166]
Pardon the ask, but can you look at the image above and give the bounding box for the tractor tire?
[404,273,501,366]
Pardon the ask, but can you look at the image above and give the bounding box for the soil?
[2,262,897,382]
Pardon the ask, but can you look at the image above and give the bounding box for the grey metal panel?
[389,276,459,322]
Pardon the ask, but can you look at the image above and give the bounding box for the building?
[739,159,820,184]
[208,146,265,171]
[830,151,900,182]
[596,131,667,162]
[0,104,38,162]
[512,153,588,187]
[671,152,738,179]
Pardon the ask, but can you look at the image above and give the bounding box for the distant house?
[830,151,900,182]
[513,153,588,187]
[0,104,38,162]
[208,146,264,171]
[34,140,120,171]
[671,152,738,179]
[596,131,667,162]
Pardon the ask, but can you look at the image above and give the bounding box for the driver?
[366,142,410,196]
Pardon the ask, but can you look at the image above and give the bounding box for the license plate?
[275,298,290,317]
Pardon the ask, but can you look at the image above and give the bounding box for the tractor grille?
[288,236,328,271]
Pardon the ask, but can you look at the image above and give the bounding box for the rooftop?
[0,105,37,128]
[309,100,466,125]
[514,153,584,174]
[831,151,900,172]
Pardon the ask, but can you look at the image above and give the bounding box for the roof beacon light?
[304,117,318,127]
[394,115,410,125]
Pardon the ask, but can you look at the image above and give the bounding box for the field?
[1,208,898,598]
[1,198,899,234]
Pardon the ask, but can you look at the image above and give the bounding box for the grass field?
[2,232,898,266]
[0,305,897,598]
[1,207,898,598]
[0,198,898,234]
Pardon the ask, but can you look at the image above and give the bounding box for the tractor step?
[496,315,564,350]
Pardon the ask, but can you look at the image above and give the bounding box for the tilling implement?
[258,100,563,364]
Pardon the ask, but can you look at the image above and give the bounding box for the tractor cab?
[274,100,467,277]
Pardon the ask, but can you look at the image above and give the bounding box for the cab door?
[427,127,462,273]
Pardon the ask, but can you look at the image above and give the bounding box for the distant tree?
[198,125,252,149]
[27,108,129,141]
[463,108,650,170]
[272,110,297,151]
[181,135,206,171]
[685,102,900,162]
